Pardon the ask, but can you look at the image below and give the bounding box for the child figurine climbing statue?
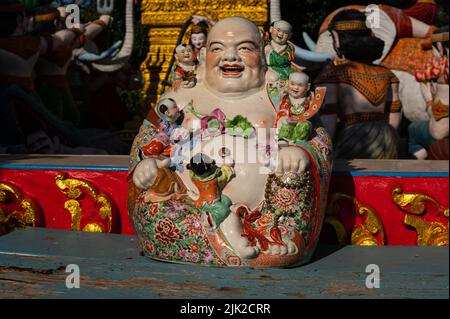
[142,98,184,158]
[276,72,327,144]
[172,44,197,91]
[265,20,300,82]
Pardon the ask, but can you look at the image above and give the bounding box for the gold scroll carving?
[0,183,36,236]
[55,173,113,233]
[325,193,386,246]
[392,187,448,246]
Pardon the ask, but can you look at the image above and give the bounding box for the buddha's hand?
[276,146,311,174]
[133,158,171,190]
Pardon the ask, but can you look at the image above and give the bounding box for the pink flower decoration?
[272,188,301,214]
[201,108,226,137]
[170,127,190,143]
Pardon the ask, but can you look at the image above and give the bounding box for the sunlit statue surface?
[128,17,332,268]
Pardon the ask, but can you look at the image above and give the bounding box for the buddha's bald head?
[201,17,266,97]
[207,17,262,46]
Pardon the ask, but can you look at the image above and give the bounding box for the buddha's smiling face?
[202,17,266,96]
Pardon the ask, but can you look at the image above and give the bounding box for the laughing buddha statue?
[128,17,332,267]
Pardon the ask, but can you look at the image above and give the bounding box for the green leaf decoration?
[278,120,312,143]
[293,121,312,142]
[225,115,255,139]
[278,124,295,142]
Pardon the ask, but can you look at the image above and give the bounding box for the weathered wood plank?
[0,228,138,260]
[0,228,448,299]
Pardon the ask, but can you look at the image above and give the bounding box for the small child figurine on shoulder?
[172,44,197,91]
[275,72,326,144]
[265,20,300,82]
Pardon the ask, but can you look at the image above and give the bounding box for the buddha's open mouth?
[220,64,244,77]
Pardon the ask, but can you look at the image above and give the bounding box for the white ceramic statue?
[128,17,332,268]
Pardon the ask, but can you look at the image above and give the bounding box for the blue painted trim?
[0,164,128,172]
[1,164,448,177]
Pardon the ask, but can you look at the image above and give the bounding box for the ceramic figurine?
[141,98,185,158]
[315,9,402,159]
[189,15,215,65]
[187,153,234,230]
[171,44,197,91]
[275,72,326,144]
[128,17,332,268]
[265,20,301,82]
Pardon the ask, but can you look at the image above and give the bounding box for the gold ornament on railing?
[351,206,386,246]
[55,173,113,233]
[325,193,385,246]
[0,183,36,235]
[392,187,448,246]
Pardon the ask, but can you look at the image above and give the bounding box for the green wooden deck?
[0,228,448,299]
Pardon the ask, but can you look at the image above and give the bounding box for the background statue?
[302,0,443,124]
[315,9,402,159]
[0,0,128,154]
[31,4,113,125]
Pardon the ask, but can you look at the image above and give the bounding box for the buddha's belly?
[178,134,269,210]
